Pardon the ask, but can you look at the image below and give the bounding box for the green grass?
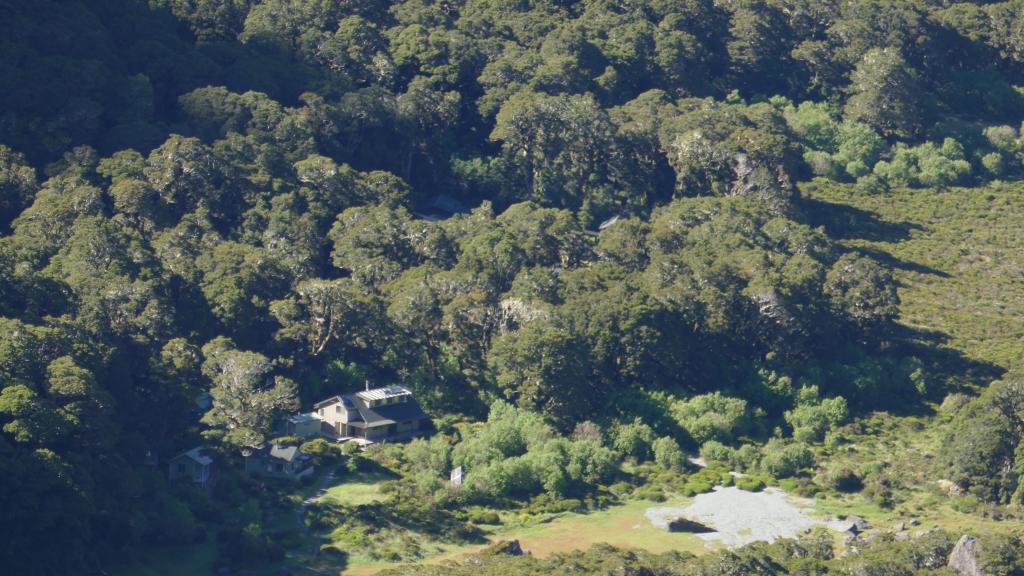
[340,494,711,576]
[803,180,1024,372]
[317,470,394,506]
[800,181,1024,540]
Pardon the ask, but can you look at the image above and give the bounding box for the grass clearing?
[339,495,711,575]
[803,180,1024,372]
[317,470,394,506]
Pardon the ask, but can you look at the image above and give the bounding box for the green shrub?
[734,475,766,492]
[981,152,1007,177]
[607,481,632,498]
[760,439,812,478]
[681,480,714,496]
[467,509,501,525]
[301,437,341,466]
[822,467,863,492]
[652,436,685,471]
[700,440,734,466]
[268,435,303,446]
[671,392,750,444]
[633,484,666,502]
[873,138,972,188]
[347,452,370,473]
[611,418,656,461]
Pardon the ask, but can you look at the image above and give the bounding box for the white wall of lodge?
[314,398,425,440]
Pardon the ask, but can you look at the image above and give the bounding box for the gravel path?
[645,486,847,547]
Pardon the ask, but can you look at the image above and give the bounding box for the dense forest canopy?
[2,0,1024,574]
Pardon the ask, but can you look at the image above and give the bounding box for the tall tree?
[200,337,297,451]
[843,48,923,139]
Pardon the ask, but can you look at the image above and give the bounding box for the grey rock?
[490,540,525,556]
[849,515,871,532]
[948,534,985,576]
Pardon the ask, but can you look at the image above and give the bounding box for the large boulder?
[485,540,525,556]
[666,517,715,533]
[948,535,985,576]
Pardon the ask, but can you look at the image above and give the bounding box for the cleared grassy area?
[340,495,710,575]
[316,470,394,506]
[803,180,1024,372]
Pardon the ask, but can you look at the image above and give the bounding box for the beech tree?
[844,48,923,139]
[200,338,298,451]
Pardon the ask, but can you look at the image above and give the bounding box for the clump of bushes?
[652,436,685,471]
[819,466,863,493]
[734,475,767,492]
[671,392,751,444]
[784,386,848,443]
[760,439,813,478]
[300,437,343,467]
[466,509,501,525]
[611,418,656,462]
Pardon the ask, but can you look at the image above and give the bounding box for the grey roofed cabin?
[314,385,431,442]
[244,444,314,480]
[168,446,214,488]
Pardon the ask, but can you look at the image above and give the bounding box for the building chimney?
[365,379,371,392]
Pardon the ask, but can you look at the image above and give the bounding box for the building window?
[336,405,341,413]
[177,463,186,474]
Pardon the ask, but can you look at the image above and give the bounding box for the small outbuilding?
[245,445,315,480]
[169,446,215,488]
[278,412,324,439]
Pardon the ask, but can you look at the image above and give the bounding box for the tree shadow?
[890,323,1004,398]
[846,245,951,278]
[801,197,924,243]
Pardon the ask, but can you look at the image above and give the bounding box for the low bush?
[822,467,863,493]
[467,509,501,525]
[633,484,666,502]
[734,475,767,492]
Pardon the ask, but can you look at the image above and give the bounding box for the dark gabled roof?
[269,445,301,462]
[313,395,342,410]
[346,393,428,428]
[312,394,363,421]
[248,444,309,463]
[172,446,213,466]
